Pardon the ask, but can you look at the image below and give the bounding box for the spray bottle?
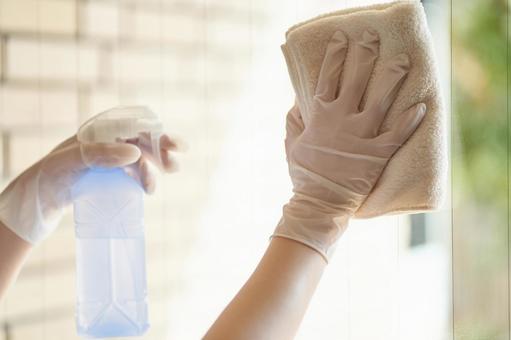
[71,106,162,338]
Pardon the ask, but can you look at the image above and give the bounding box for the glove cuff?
[0,169,62,244]
[272,195,352,262]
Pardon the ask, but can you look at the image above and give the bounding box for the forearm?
[0,221,32,301]
[204,237,326,340]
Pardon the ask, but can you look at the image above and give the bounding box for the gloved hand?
[0,133,180,244]
[273,30,426,261]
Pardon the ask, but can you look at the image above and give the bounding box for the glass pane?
[0,0,508,339]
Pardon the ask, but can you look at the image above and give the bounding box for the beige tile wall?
[0,0,268,339]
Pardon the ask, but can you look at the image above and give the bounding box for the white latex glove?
[0,134,180,244]
[273,30,426,261]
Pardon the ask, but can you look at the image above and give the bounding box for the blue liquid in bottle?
[72,168,149,338]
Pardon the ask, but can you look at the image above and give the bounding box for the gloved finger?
[80,142,141,168]
[40,140,140,186]
[160,133,187,152]
[124,156,157,194]
[337,29,379,113]
[374,103,426,156]
[363,53,410,132]
[285,104,304,159]
[126,133,183,172]
[159,135,184,173]
[315,31,348,102]
[139,157,156,194]
[161,150,179,173]
[147,134,181,173]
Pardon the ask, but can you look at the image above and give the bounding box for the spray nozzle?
[78,106,164,167]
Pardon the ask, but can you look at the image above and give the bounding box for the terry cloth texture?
[281,0,447,218]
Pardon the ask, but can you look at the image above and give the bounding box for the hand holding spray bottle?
[72,106,162,338]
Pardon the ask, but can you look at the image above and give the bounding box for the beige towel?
[281,0,447,218]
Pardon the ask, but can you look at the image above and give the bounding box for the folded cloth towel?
[281,0,447,218]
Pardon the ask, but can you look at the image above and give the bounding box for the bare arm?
[204,237,326,340]
[0,221,32,300]
[205,29,424,340]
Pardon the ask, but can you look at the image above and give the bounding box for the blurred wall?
[0,0,461,340]
[0,0,273,339]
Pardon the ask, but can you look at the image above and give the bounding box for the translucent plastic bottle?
[72,106,162,338]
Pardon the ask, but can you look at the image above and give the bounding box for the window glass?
[0,1,508,339]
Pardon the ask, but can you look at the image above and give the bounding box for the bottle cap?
[78,106,163,166]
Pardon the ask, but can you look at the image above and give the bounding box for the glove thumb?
[80,142,141,169]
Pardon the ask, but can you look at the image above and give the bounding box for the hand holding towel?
[281,0,447,219]
[274,30,426,261]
